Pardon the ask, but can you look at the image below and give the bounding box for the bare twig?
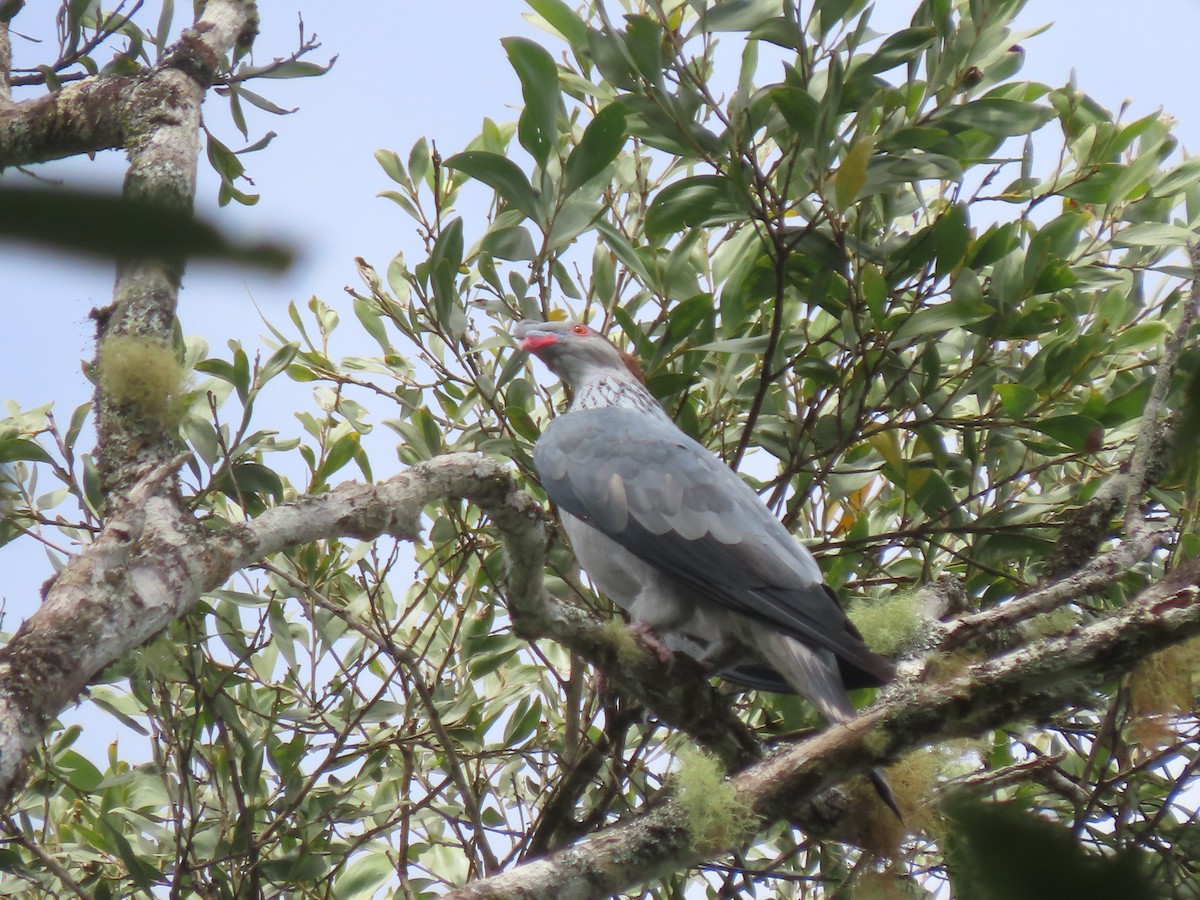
[1,815,89,899]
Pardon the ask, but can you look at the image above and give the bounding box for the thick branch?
[0,452,750,815]
[0,453,534,808]
[0,16,12,107]
[96,0,259,495]
[447,561,1200,900]
[0,73,134,167]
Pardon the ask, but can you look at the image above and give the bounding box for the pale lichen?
[672,744,758,852]
[1130,635,1200,751]
[603,616,644,668]
[848,591,927,656]
[97,333,192,426]
[1024,605,1081,639]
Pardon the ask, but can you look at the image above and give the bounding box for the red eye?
[571,324,588,335]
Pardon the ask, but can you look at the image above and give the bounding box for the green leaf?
[1027,414,1104,452]
[564,104,628,194]
[701,0,779,32]
[502,36,561,166]
[933,202,970,278]
[1112,222,1197,249]
[937,98,1055,137]
[593,218,654,285]
[258,342,299,385]
[409,136,432,187]
[993,383,1038,419]
[100,818,162,890]
[218,462,284,502]
[646,175,743,237]
[770,85,821,137]
[526,0,587,47]
[857,26,936,75]
[375,148,406,185]
[445,151,540,220]
[54,749,103,792]
[155,0,174,52]
[335,852,396,897]
[623,15,665,84]
[0,437,52,464]
[315,432,361,484]
[1150,155,1200,198]
[481,224,537,261]
[890,301,992,344]
[586,26,639,91]
[236,56,337,80]
[429,217,465,333]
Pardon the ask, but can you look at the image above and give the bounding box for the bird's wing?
[534,407,892,684]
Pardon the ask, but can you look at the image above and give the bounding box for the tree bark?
[446,561,1200,900]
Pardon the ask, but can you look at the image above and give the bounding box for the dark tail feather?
[870,768,904,822]
[757,633,903,821]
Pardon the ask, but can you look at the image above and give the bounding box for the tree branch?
[0,15,12,108]
[446,560,1200,900]
[939,518,1168,651]
[1122,243,1200,527]
[0,69,133,167]
[95,0,259,496]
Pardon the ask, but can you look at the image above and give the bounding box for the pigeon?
[515,318,899,817]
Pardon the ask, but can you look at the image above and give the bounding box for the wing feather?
[534,407,893,685]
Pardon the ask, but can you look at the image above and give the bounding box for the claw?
[630,622,674,664]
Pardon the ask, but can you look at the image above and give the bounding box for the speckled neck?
[571,372,667,419]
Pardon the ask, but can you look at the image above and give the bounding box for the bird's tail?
[869,769,904,821]
[754,631,903,821]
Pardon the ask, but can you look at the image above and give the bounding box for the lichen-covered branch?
[0,453,542,807]
[1122,243,1200,527]
[95,0,259,496]
[0,72,134,167]
[940,519,1168,651]
[446,561,1200,900]
[0,16,13,107]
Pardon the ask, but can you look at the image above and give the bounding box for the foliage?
[2,0,1200,897]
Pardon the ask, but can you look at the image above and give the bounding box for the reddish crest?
[619,350,647,384]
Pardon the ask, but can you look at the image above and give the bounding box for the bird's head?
[513,319,645,387]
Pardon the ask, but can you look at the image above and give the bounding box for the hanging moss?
[97,333,192,426]
[672,744,758,852]
[1130,635,1200,750]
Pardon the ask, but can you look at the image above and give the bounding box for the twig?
[1,815,90,899]
[939,518,1167,651]
[258,559,502,877]
[1122,243,1200,527]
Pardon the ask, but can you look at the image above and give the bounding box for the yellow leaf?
[868,430,902,470]
[834,136,875,211]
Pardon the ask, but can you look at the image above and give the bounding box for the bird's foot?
[630,622,674,664]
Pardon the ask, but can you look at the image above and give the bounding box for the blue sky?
[3,0,1200,621]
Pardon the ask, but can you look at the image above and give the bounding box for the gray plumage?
[515,319,899,815]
